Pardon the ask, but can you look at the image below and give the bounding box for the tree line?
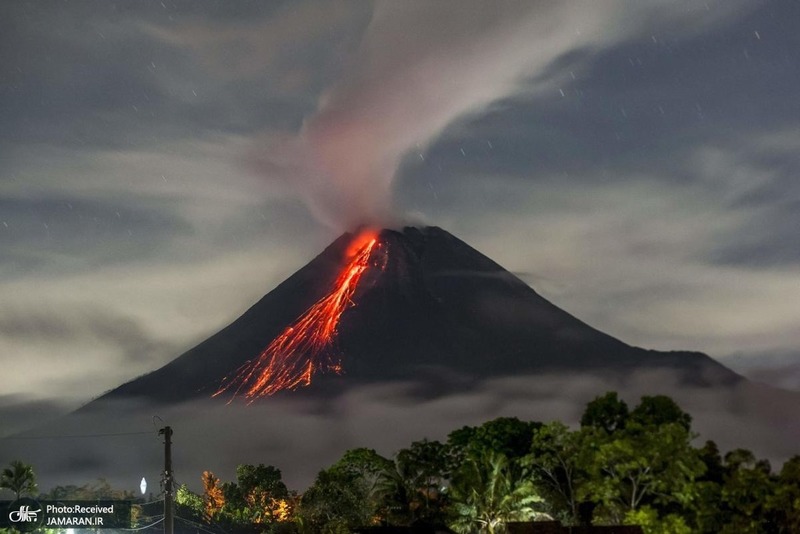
[3,392,799,533]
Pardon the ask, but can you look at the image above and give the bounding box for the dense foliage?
[0,460,37,500]
[4,392,799,533]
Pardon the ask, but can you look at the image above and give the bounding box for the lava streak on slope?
[214,229,381,402]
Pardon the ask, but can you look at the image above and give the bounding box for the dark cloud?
[708,200,800,267]
[739,363,800,392]
[0,304,185,405]
[0,195,191,276]
[0,1,362,150]
[398,1,800,194]
[724,349,800,391]
[0,306,177,365]
[0,395,73,438]
[1,2,180,148]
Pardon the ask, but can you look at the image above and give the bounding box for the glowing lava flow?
[214,230,380,402]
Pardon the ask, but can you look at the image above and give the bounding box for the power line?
[120,516,165,531]
[136,496,166,506]
[169,479,230,534]
[175,516,226,534]
[2,430,156,440]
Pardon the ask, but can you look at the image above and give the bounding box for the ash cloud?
[249,0,753,229]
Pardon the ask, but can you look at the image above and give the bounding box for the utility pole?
[159,426,174,534]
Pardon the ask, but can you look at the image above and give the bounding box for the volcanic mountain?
[9,226,800,492]
[94,226,741,405]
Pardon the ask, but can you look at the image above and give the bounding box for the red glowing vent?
[214,229,380,402]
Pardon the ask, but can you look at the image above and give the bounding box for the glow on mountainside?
[214,229,380,402]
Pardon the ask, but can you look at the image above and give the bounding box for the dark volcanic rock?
[91,226,741,405]
[9,227,799,494]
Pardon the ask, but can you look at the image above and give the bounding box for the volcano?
[93,226,741,405]
[8,226,800,492]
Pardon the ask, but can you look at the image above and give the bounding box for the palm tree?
[1,460,38,499]
[374,441,453,526]
[374,457,416,525]
[449,450,544,534]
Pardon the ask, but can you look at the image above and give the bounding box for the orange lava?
[214,229,380,402]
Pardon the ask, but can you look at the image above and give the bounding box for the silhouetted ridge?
[89,226,741,405]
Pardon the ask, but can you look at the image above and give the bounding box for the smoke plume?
[250,0,751,229]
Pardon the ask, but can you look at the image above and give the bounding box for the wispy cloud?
[249,0,755,228]
[2,371,797,491]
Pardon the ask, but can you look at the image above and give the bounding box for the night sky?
[2,0,799,431]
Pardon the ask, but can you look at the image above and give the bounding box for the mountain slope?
[92,226,740,405]
[12,226,800,494]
